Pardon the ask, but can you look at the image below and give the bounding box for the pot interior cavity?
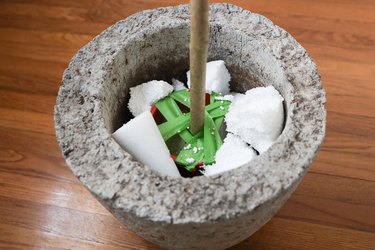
[100,23,292,154]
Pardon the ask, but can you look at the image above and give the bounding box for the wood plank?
[233,217,375,250]
[0,54,66,79]
[0,71,61,96]
[0,127,60,158]
[0,171,108,215]
[233,0,375,23]
[313,111,375,182]
[324,77,375,117]
[0,28,93,48]
[319,60,375,81]
[278,193,375,233]
[311,151,375,182]
[0,56,64,95]
[326,111,375,140]
[0,223,128,250]
[2,0,375,26]
[258,11,375,37]
[285,26,375,50]
[0,149,73,184]
[0,89,56,114]
[0,196,160,249]
[327,92,375,119]
[0,16,108,35]
[0,107,54,136]
[302,43,375,65]
[0,128,74,182]
[273,172,375,233]
[0,3,89,22]
[0,2,138,34]
[296,172,375,208]
[323,131,375,160]
[0,40,83,64]
[0,29,93,64]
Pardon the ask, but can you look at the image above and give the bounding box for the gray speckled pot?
[54,3,326,250]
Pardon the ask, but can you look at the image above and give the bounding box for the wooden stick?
[190,0,209,134]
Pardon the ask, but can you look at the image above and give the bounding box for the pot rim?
[54,3,326,224]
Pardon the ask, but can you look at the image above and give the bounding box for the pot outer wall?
[54,3,326,250]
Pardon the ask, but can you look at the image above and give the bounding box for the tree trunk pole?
[190,0,209,134]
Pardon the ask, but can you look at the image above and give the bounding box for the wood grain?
[0,0,374,249]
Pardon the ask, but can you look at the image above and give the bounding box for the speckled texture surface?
[54,3,326,250]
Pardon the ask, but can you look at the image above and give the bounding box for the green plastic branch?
[155,90,231,171]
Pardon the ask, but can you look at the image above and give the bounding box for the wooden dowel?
[189,0,209,134]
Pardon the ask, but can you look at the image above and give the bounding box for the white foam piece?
[229,92,244,102]
[187,60,231,95]
[214,94,234,102]
[225,86,284,154]
[128,80,173,117]
[113,111,181,177]
[172,78,187,91]
[203,133,256,176]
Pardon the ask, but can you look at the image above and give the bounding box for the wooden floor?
[0,0,374,249]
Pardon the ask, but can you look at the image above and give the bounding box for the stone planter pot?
[54,3,326,250]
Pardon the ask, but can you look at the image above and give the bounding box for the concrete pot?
[54,3,326,250]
